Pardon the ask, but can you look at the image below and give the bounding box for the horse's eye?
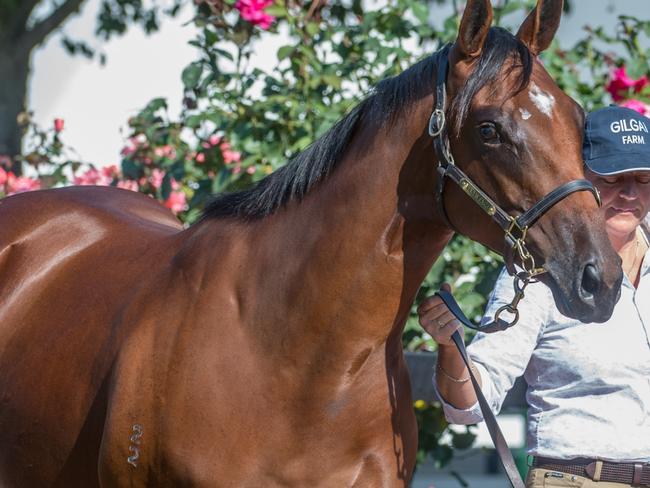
[478,123,501,144]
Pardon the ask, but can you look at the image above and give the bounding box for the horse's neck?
[191,102,452,367]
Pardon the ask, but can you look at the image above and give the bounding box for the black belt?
[533,456,650,486]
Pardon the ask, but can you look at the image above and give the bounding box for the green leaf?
[626,57,648,80]
[182,62,203,89]
[321,74,342,89]
[451,430,476,450]
[214,47,234,61]
[306,22,319,37]
[264,4,286,17]
[161,173,172,201]
[184,114,203,129]
[410,3,429,24]
[212,168,233,194]
[143,98,167,113]
[277,45,294,60]
[121,159,141,180]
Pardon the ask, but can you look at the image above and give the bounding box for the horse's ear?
[516,0,563,55]
[456,0,493,59]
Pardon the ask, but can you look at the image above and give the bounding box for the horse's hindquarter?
[104,326,415,487]
[0,186,183,487]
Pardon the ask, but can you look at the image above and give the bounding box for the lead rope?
[435,290,527,488]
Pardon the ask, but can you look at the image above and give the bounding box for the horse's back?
[0,186,182,487]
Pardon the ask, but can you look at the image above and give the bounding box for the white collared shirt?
[436,239,650,461]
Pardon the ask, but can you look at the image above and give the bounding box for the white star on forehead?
[529,83,555,118]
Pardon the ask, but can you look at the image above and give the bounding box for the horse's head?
[440,0,622,323]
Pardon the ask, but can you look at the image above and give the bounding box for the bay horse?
[0,0,622,486]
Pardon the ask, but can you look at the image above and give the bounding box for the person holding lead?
[419,105,650,488]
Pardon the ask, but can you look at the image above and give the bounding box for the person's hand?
[417,283,463,347]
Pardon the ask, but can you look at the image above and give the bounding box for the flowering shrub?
[114,96,263,222]
[604,67,650,115]
[606,66,649,102]
[234,0,275,29]
[0,165,41,197]
[620,98,650,116]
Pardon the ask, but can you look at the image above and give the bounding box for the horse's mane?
[201,27,532,221]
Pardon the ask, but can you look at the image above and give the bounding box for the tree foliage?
[0,0,186,171]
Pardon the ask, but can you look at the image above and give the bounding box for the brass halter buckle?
[495,232,547,326]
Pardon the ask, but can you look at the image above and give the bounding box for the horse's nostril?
[581,263,601,296]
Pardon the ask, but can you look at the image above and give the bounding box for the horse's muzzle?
[546,254,623,323]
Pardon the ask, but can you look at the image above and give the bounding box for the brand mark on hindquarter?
[127,424,144,467]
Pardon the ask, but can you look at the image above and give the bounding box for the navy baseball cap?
[583,105,650,175]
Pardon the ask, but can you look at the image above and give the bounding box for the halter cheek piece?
[429,46,602,488]
[430,45,601,329]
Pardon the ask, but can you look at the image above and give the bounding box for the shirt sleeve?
[434,266,551,424]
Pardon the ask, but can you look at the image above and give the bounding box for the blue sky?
[28,0,645,166]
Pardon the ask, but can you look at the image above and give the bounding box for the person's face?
[586,169,650,238]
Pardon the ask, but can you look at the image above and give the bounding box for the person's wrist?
[436,362,471,383]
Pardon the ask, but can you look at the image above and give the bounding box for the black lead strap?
[435,290,526,488]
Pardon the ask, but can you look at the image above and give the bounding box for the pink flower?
[122,135,148,156]
[607,66,649,102]
[134,134,147,145]
[234,0,275,29]
[208,134,221,146]
[74,168,105,186]
[116,180,139,192]
[102,165,120,179]
[120,145,136,157]
[196,152,206,164]
[54,118,65,133]
[164,190,187,214]
[6,174,41,195]
[220,142,241,165]
[0,167,7,186]
[73,166,117,186]
[157,145,177,159]
[232,163,242,175]
[149,168,165,189]
[246,166,256,175]
[620,99,650,116]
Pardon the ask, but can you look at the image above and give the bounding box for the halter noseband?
[430,45,601,328]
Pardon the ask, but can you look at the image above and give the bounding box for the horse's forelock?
[449,27,534,136]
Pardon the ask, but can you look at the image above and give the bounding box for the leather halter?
[430,45,601,295]
[428,46,602,488]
